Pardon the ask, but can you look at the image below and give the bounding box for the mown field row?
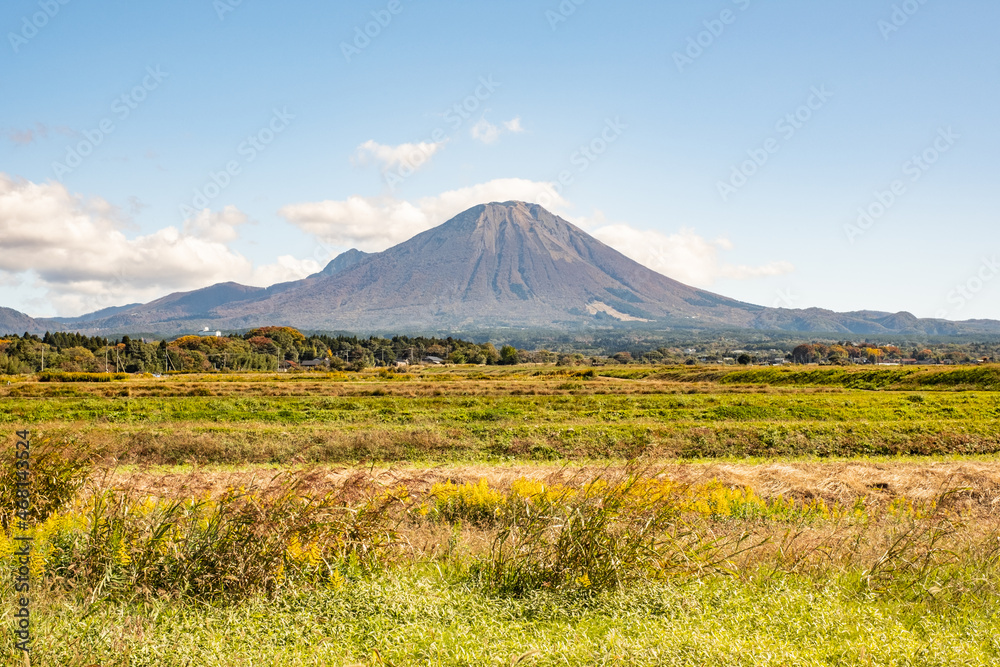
[4,390,998,423]
[6,361,1000,391]
[606,364,1000,390]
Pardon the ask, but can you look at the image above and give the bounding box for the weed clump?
[471,473,748,596]
[0,437,95,531]
[4,472,404,602]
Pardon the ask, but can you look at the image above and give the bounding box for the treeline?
[0,332,112,374]
[789,343,995,365]
[0,328,533,374]
[2,328,996,375]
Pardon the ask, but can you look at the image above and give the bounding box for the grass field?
[4,365,1000,465]
[3,365,1000,665]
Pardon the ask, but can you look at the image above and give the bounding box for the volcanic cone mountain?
[207,201,761,331]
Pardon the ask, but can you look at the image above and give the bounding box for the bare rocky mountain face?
[11,201,1000,336]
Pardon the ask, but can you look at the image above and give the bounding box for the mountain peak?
[318,248,371,276]
[433,200,578,242]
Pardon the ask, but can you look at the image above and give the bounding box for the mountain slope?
[0,307,47,335]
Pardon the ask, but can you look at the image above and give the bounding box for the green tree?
[482,343,501,365]
[500,345,519,365]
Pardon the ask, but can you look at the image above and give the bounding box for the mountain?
[0,307,48,335]
[45,303,142,326]
[87,282,266,331]
[12,201,1000,337]
[206,201,767,332]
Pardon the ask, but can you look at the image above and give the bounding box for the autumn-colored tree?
[247,336,280,356]
[792,344,819,364]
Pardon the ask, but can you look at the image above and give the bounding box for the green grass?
[4,386,998,463]
[9,572,1000,666]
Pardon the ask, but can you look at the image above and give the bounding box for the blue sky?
[1,0,997,321]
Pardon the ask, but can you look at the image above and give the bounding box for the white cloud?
[503,117,524,133]
[279,178,571,252]
[591,224,795,287]
[182,205,247,243]
[352,139,445,173]
[249,255,321,286]
[5,122,49,146]
[470,118,501,144]
[0,175,318,316]
[471,116,525,144]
